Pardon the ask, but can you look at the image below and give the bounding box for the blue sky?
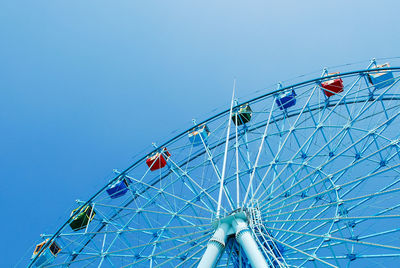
[1,1,400,267]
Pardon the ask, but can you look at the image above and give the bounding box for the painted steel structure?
[28,60,400,267]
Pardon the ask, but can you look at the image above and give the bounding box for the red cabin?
[146,148,171,171]
[321,72,344,97]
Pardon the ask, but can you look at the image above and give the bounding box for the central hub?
[211,211,248,236]
[198,211,269,268]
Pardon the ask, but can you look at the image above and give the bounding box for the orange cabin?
[367,63,395,90]
[31,239,61,267]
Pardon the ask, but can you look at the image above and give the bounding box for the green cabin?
[232,103,252,126]
[69,205,96,231]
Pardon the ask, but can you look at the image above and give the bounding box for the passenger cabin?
[321,72,344,97]
[69,205,96,231]
[276,89,296,110]
[106,177,132,199]
[188,124,210,145]
[146,148,171,171]
[232,104,252,126]
[367,63,395,90]
[31,239,61,267]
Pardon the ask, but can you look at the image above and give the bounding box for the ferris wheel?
[28,59,400,267]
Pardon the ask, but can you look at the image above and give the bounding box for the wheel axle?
[198,211,268,268]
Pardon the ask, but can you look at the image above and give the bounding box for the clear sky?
[1,1,400,267]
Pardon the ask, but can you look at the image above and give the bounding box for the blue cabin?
[368,63,395,90]
[188,124,210,145]
[106,177,132,199]
[31,239,61,267]
[276,89,296,110]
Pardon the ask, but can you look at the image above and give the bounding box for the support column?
[198,222,229,268]
[198,212,268,268]
[232,218,268,268]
